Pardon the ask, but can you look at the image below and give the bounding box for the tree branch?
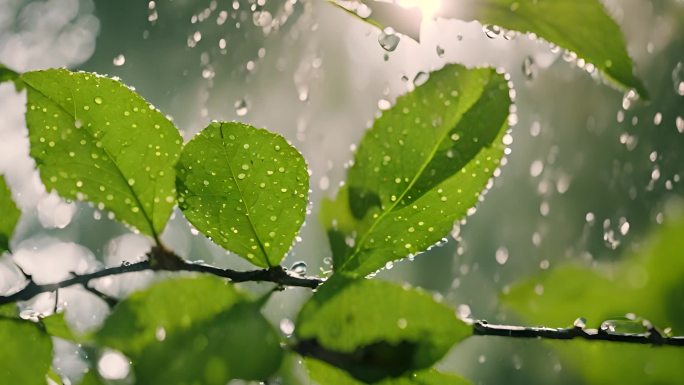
[470,319,684,347]
[2,255,683,347]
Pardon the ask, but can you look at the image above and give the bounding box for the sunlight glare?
[396,0,442,19]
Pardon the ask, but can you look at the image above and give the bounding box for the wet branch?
[470,320,684,347]
[2,251,683,347]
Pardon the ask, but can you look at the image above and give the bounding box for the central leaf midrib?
[22,76,158,239]
[218,124,272,267]
[339,73,491,273]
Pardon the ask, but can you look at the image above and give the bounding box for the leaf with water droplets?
[0,318,53,384]
[20,69,183,239]
[443,0,647,98]
[296,277,470,382]
[321,63,510,277]
[306,359,472,385]
[327,0,422,41]
[176,122,309,268]
[0,176,20,254]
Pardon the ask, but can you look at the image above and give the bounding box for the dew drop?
[378,27,400,52]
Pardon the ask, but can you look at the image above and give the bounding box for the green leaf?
[0,303,17,318]
[176,122,309,268]
[306,358,471,385]
[449,0,647,98]
[77,372,104,385]
[95,276,243,356]
[0,175,20,254]
[332,1,647,98]
[321,64,510,277]
[135,302,283,384]
[20,69,183,239]
[0,64,23,91]
[296,277,470,382]
[503,216,684,385]
[40,312,77,341]
[47,368,64,385]
[0,318,53,385]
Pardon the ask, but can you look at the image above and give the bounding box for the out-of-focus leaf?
[95,276,242,356]
[321,63,510,277]
[176,122,309,268]
[503,216,684,385]
[20,69,183,239]
[47,368,64,385]
[77,372,104,385]
[135,302,283,384]
[0,175,20,254]
[0,304,17,317]
[296,277,470,382]
[41,312,77,341]
[0,318,52,385]
[0,63,23,91]
[306,358,471,385]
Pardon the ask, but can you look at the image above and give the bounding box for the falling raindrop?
[378,27,400,52]
[672,62,684,96]
[234,99,249,116]
[522,56,537,80]
[112,54,126,66]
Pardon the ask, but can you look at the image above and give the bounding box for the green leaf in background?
[0,318,53,385]
[0,64,24,91]
[135,302,283,384]
[306,358,471,385]
[96,276,283,383]
[503,215,684,385]
[0,304,17,317]
[96,276,242,356]
[0,175,20,254]
[77,372,104,385]
[321,64,510,277]
[296,277,470,382]
[40,312,77,341]
[447,0,647,98]
[332,0,647,98]
[176,122,309,268]
[20,69,183,240]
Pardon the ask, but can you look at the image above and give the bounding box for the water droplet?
[483,24,501,39]
[279,318,295,335]
[94,97,103,105]
[522,56,537,80]
[673,62,684,96]
[378,27,400,52]
[378,99,391,110]
[291,261,307,275]
[413,71,429,86]
[237,173,246,180]
[112,54,126,66]
[436,45,445,57]
[495,247,509,265]
[573,317,587,328]
[234,99,249,116]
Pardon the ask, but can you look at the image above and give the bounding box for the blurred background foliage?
[0,0,682,384]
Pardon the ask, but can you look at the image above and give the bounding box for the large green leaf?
[40,312,77,341]
[448,0,647,98]
[0,176,20,254]
[96,276,283,383]
[296,277,470,382]
[96,276,243,355]
[0,318,53,385]
[0,64,23,91]
[503,216,684,384]
[306,358,471,385]
[135,302,283,384]
[332,0,646,97]
[321,64,510,277]
[176,122,309,268]
[20,69,183,239]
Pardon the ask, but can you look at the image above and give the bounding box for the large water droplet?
[291,261,307,275]
[522,56,537,80]
[112,54,126,66]
[483,24,501,39]
[378,27,400,52]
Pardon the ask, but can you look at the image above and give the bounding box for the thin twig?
[0,259,322,306]
[470,320,684,347]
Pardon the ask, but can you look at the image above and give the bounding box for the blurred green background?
[0,0,683,384]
